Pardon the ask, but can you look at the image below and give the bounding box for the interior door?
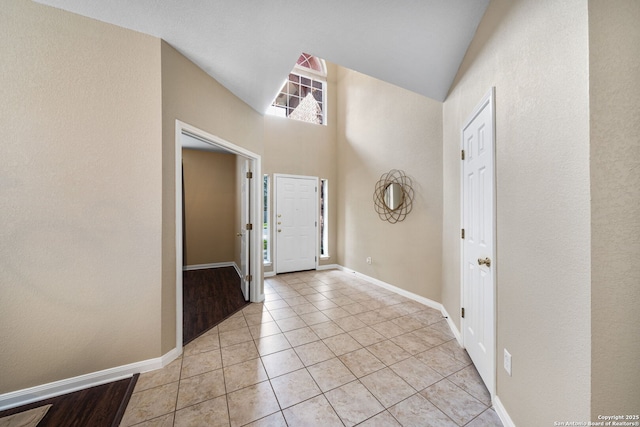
[275,175,317,274]
[239,159,250,301]
[462,89,495,395]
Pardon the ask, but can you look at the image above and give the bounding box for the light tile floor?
[120,270,503,427]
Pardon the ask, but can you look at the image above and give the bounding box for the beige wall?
[589,0,640,416]
[161,42,264,351]
[442,0,591,424]
[0,1,162,394]
[182,149,237,265]
[263,62,339,272]
[336,67,443,301]
[8,2,638,419]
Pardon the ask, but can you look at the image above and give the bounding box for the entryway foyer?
[121,270,501,426]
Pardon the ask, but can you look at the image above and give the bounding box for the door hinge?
[461,307,465,318]
[246,171,253,179]
[245,223,253,230]
[245,274,252,282]
[461,150,465,160]
[461,228,465,239]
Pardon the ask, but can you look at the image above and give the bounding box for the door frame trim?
[272,173,319,274]
[175,120,263,351]
[459,87,497,397]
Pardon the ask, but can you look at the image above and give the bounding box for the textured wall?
[263,62,339,272]
[182,149,237,266]
[0,1,162,394]
[589,0,640,417]
[161,42,264,351]
[336,67,443,301]
[442,0,591,424]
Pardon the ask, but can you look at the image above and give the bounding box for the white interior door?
[275,175,317,274]
[462,89,496,396]
[239,159,250,301]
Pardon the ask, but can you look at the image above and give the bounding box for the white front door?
[239,159,251,301]
[275,175,317,274]
[462,88,496,396]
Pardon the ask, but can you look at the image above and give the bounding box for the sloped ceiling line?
[35,0,490,112]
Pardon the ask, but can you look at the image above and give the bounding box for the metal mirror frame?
[373,169,414,223]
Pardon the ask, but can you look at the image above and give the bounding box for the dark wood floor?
[0,375,137,427]
[183,266,249,345]
[0,268,244,425]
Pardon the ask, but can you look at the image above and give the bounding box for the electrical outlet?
[504,349,512,376]
[366,257,372,265]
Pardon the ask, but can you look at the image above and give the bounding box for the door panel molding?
[460,87,496,398]
[273,173,318,274]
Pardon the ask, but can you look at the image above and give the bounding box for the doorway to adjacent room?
[175,120,262,349]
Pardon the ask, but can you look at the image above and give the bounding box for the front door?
[275,175,317,274]
[462,88,496,396]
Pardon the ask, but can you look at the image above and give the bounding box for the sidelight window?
[320,179,329,257]
[263,175,270,264]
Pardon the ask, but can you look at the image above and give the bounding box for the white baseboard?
[265,263,337,277]
[338,266,442,311]
[232,262,241,278]
[183,262,242,281]
[336,266,513,424]
[317,263,340,271]
[440,305,462,345]
[183,262,236,271]
[0,347,181,411]
[337,266,464,345]
[1,265,487,420]
[493,396,516,427]
[266,265,461,343]
[344,267,513,420]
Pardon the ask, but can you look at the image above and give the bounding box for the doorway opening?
[175,120,263,349]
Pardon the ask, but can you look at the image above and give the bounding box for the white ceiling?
[35,0,489,113]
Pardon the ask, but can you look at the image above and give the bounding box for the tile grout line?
[125,271,495,427]
[268,277,467,426]
[223,313,236,427]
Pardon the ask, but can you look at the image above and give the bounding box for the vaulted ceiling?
[35,0,489,113]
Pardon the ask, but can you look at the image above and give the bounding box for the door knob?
[236,232,243,237]
[477,257,491,267]
[277,229,282,233]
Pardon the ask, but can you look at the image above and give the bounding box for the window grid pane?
[271,71,325,125]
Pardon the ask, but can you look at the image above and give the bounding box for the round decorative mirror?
[373,169,414,223]
[384,183,404,211]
